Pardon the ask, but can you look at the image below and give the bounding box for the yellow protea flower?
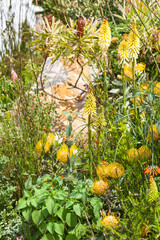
[138,145,152,162]
[148,176,159,203]
[95,106,106,130]
[96,164,109,179]
[44,133,55,153]
[99,19,111,51]
[147,125,159,142]
[70,144,77,156]
[57,144,69,163]
[101,212,119,230]
[140,83,150,94]
[127,148,139,162]
[123,64,133,81]
[128,23,140,61]
[84,90,96,116]
[140,220,151,237]
[135,62,146,73]
[35,139,43,154]
[106,163,124,179]
[154,82,160,96]
[118,33,128,63]
[91,179,109,195]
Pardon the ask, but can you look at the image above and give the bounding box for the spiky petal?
[99,19,111,51]
[128,23,140,61]
[148,176,159,203]
[118,33,128,64]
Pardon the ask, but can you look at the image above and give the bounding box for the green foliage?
[17,175,103,239]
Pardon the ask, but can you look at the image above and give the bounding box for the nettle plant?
[17,174,103,240]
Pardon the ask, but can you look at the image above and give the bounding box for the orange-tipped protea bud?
[118,33,128,63]
[127,148,139,162]
[57,144,69,163]
[91,179,109,195]
[154,82,160,96]
[128,23,140,61]
[99,19,111,51]
[101,212,119,230]
[147,125,159,142]
[138,145,152,162]
[144,166,160,177]
[84,90,96,116]
[148,176,159,203]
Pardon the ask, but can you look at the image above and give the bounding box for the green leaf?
[39,221,47,234]
[66,234,77,240]
[65,200,74,209]
[45,198,55,215]
[31,198,38,208]
[32,210,44,226]
[47,222,54,234]
[42,206,49,218]
[90,197,103,219]
[22,207,32,221]
[70,192,82,199]
[66,212,77,227]
[24,190,32,198]
[56,207,67,221]
[66,123,72,138]
[81,189,87,205]
[16,198,27,210]
[25,176,32,189]
[41,233,55,240]
[53,222,64,236]
[73,204,83,217]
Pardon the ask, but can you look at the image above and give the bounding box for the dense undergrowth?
[0,0,160,239]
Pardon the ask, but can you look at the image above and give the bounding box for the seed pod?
[77,16,85,37]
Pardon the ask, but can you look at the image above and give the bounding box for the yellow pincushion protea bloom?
[154,82,160,96]
[138,145,152,162]
[147,125,159,142]
[99,19,111,51]
[57,144,69,163]
[70,144,77,156]
[128,23,140,61]
[118,33,128,63]
[91,179,109,195]
[84,91,96,116]
[127,148,139,162]
[96,164,109,179]
[35,139,43,154]
[44,133,55,153]
[101,212,119,230]
[135,62,146,73]
[106,163,124,178]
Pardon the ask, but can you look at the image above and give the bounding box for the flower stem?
[122,67,126,116]
[97,128,100,164]
[88,114,93,179]
[103,56,108,116]
[132,61,137,120]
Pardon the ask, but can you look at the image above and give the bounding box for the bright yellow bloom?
[118,33,128,63]
[70,144,77,156]
[127,148,139,162]
[101,212,119,230]
[106,163,124,178]
[44,133,55,153]
[84,91,96,116]
[148,176,159,203]
[57,144,68,163]
[140,83,150,93]
[147,125,159,142]
[135,62,146,73]
[128,23,140,60]
[138,146,152,162]
[154,82,160,96]
[35,139,43,154]
[91,179,109,195]
[123,64,133,81]
[99,19,111,51]
[96,164,109,179]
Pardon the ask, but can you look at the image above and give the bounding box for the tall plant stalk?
[88,114,93,179]
[122,67,126,116]
[132,60,137,120]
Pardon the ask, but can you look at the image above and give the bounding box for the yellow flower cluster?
[57,144,77,164]
[148,176,159,203]
[154,82,160,96]
[84,91,96,116]
[101,212,119,230]
[118,33,128,63]
[91,179,109,195]
[35,133,55,155]
[96,162,124,179]
[99,19,111,51]
[147,125,159,142]
[127,145,152,163]
[128,23,140,61]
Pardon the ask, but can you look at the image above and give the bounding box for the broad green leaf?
[25,176,32,189]
[75,223,87,238]
[90,197,103,219]
[42,206,49,218]
[73,204,83,217]
[65,200,74,209]
[39,221,47,234]
[53,222,64,236]
[23,190,32,198]
[56,207,67,221]
[70,192,82,199]
[41,233,55,240]
[22,207,32,221]
[66,234,77,240]
[16,198,27,210]
[66,123,72,138]
[32,210,44,226]
[47,222,54,234]
[31,198,38,208]
[66,212,77,227]
[45,198,55,215]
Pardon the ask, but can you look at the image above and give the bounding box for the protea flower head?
[44,133,55,153]
[138,145,152,162]
[127,148,139,162]
[128,23,140,61]
[91,179,109,195]
[101,212,119,230]
[118,33,128,64]
[154,82,160,96]
[147,124,159,142]
[96,163,110,179]
[57,144,69,163]
[106,162,124,179]
[148,176,159,203]
[99,19,111,51]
